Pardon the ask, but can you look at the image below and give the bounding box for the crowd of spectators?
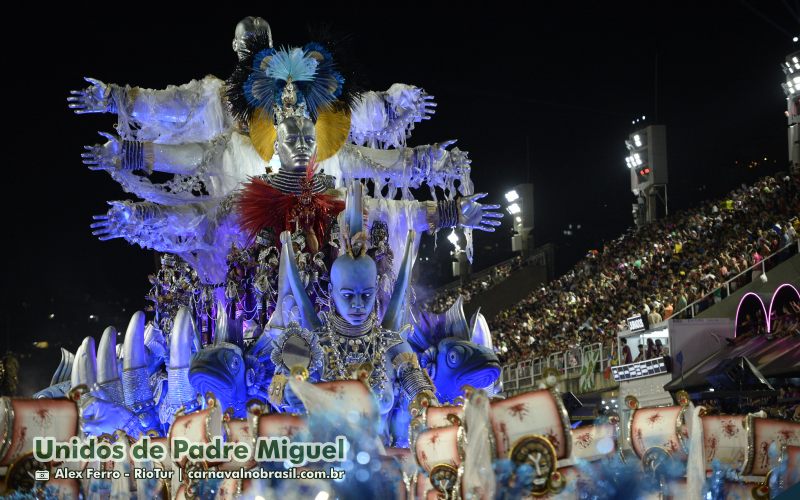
[485,170,800,364]
[420,256,524,312]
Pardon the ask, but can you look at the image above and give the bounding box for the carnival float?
[1,16,799,500]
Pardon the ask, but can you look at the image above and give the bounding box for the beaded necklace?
[322,312,392,396]
[267,170,329,194]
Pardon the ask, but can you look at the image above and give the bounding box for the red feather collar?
[236,160,344,245]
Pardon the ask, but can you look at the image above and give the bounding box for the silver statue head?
[232,16,272,60]
[275,116,317,172]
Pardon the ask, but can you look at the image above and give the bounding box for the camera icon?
[34,470,50,481]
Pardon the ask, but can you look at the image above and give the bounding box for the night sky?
[3,4,796,394]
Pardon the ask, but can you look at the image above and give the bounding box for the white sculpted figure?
[70,17,497,283]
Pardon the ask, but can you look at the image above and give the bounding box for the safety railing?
[501,342,616,393]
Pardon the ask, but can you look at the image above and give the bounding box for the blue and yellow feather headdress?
[227,35,358,163]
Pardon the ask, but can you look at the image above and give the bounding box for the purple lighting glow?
[733,283,800,336]
[734,292,769,337]
[767,283,800,329]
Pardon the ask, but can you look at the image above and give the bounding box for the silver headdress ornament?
[273,80,309,125]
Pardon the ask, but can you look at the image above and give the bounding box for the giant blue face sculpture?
[330,254,377,325]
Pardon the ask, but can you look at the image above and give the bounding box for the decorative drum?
[570,423,617,462]
[751,418,800,476]
[488,389,571,460]
[167,398,223,468]
[628,405,688,460]
[700,414,752,473]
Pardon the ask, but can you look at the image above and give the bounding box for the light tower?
[505,183,534,257]
[448,230,470,284]
[781,50,800,171]
[624,122,668,227]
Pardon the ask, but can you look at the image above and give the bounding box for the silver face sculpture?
[232,16,272,59]
[275,116,317,172]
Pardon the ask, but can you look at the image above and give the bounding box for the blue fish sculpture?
[410,297,502,403]
[422,336,501,403]
[189,302,273,418]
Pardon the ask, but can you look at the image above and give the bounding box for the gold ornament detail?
[409,390,436,417]
[625,395,640,410]
[268,374,288,408]
[290,365,310,381]
[508,434,560,497]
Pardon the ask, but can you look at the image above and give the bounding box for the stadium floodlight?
[505,190,519,202]
[515,216,522,222]
[633,153,642,166]
[633,134,642,147]
[625,156,633,168]
[506,203,521,215]
[447,230,459,245]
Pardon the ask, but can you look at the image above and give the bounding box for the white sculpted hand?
[90,201,134,241]
[81,132,121,171]
[67,77,112,114]
[458,193,502,232]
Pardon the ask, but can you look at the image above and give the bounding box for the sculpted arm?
[81,132,234,204]
[89,200,211,253]
[330,141,472,197]
[83,132,212,175]
[68,75,231,143]
[349,83,436,148]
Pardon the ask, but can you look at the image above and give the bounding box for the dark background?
[3,3,796,394]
